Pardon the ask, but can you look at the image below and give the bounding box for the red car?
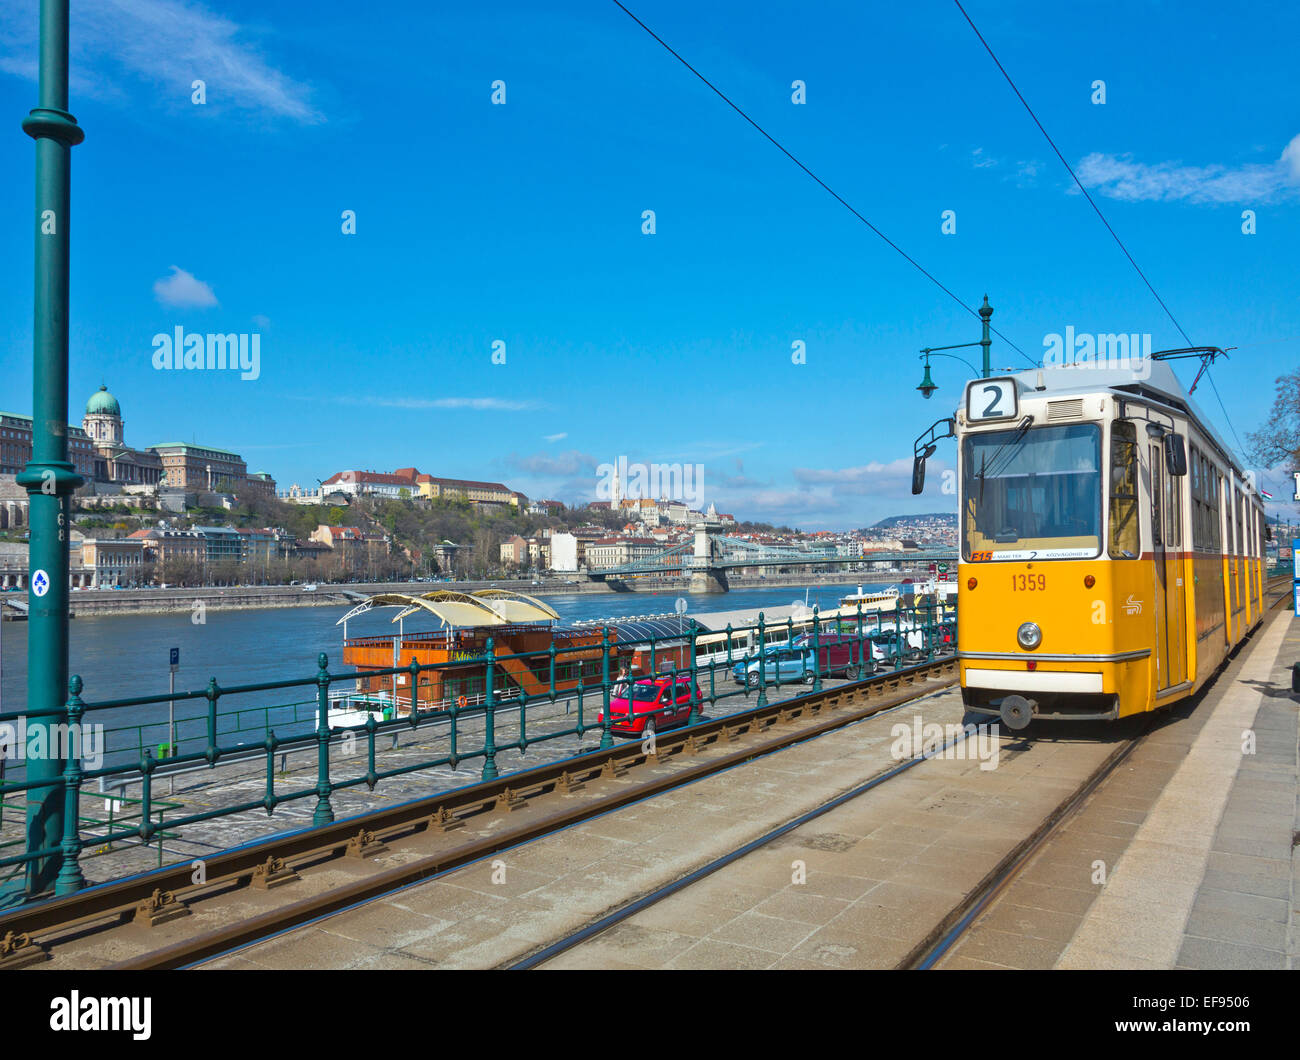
[599,674,702,736]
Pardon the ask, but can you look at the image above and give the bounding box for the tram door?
[1149,441,1187,692]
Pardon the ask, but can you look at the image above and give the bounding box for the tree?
[1247,368,1300,475]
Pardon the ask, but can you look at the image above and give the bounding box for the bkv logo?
[1042,327,1151,379]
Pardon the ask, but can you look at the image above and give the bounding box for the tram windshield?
[962,422,1102,560]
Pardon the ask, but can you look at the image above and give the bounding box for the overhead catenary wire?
[610,0,1037,368]
[951,0,1261,464]
[952,0,1193,349]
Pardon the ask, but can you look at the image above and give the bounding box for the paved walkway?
[1050,608,1296,969]
[1172,616,1298,969]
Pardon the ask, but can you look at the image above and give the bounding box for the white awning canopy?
[336,589,557,629]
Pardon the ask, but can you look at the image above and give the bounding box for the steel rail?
[507,722,977,970]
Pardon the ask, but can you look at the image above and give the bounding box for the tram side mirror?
[1164,432,1188,476]
[911,444,936,495]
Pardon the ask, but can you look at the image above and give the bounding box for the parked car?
[867,627,927,665]
[732,646,814,689]
[790,632,868,679]
[599,674,703,737]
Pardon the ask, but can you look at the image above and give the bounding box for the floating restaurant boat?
[322,589,601,728]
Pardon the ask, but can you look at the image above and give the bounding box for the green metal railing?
[0,598,956,899]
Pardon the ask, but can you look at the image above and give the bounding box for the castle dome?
[86,385,121,417]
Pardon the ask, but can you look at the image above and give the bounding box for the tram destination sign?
[965,377,1019,423]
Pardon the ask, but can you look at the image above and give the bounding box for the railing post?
[599,627,613,750]
[409,659,421,730]
[687,624,701,724]
[518,687,529,755]
[53,675,85,895]
[756,612,768,707]
[481,637,498,781]
[855,601,866,674]
[811,607,823,692]
[205,677,219,766]
[312,652,334,826]
[447,673,459,767]
[263,728,278,815]
[139,749,154,847]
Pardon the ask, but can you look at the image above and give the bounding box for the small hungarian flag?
[1260,489,1273,499]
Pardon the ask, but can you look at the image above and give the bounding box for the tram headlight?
[1016,622,1042,650]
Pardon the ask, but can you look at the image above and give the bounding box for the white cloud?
[971,147,997,169]
[1076,136,1300,204]
[0,0,322,123]
[543,432,568,442]
[153,265,218,307]
[793,458,918,495]
[1282,134,1300,182]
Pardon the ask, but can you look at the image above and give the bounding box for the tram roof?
[999,360,1247,480]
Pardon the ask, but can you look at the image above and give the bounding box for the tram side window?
[1191,447,1222,553]
[1237,489,1247,557]
[1108,421,1139,558]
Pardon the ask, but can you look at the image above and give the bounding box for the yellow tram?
[913,355,1266,728]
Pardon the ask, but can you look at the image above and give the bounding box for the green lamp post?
[915,295,995,397]
[14,0,85,899]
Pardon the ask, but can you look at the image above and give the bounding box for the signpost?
[168,647,178,795]
[1293,540,1300,619]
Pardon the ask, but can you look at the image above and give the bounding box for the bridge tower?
[689,519,729,594]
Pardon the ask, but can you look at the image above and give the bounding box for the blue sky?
[1,0,1297,529]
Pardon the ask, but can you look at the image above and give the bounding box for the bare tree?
[1247,368,1300,474]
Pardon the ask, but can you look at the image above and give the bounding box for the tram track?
[515,576,1291,971]
[0,655,959,969]
[904,574,1293,969]
[5,578,1286,971]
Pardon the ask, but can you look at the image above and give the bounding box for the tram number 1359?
[1011,574,1047,591]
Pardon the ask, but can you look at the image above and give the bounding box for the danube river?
[0,582,899,719]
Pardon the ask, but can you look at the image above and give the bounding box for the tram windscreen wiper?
[979,416,1033,477]
[975,415,1034,502]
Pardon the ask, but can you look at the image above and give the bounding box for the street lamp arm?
[919,350,981,375]
[920,341,984,354]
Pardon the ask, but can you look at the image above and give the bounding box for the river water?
[0,581,899,766]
